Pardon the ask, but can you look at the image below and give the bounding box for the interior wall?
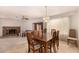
[47,17,69,41]
[0,18,43,36]
[0,19,21,36]
[21,19,43,32]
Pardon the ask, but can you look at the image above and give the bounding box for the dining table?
[33,33,52,53]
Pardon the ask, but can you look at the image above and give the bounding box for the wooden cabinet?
[33,22,43,31]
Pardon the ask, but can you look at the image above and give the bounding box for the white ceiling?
[0,6,78,18]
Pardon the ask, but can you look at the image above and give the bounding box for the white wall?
[0,19,21,26]
[47,17,69,40]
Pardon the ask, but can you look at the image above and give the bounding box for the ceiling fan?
[22,16,29,20]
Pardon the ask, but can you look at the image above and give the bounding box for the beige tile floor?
[0,37,27,53]
[0,37,79,53]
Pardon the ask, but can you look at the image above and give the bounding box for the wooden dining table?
[33,33,52,53]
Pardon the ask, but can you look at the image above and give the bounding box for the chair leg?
[75,40,78,47]
[39,47,43,53]
[28,45,30,53]
[50,44,52,53]
[53,45,56,53]
[39,44,43,53]
[40,47,43,53]
[27,47,30,53]
[56,40,59,50]
[33,50,35,53]
[67,39,69,45]
[39,48,41,53]
[53,42,57,53]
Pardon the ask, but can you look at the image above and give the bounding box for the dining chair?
[26,31,42,53]
[56,30,59,50]
[51,30,57,53]
[47,29,57,53]
[67,29,78,47]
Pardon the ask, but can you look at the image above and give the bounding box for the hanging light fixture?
[43,6,50,22]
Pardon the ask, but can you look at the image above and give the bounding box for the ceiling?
[0,6,78,18]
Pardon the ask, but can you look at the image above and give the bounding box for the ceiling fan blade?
[22,16,29,20]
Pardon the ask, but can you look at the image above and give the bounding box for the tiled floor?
[0,37,27,53]
[58,41,79,53]
[0,37,79,53]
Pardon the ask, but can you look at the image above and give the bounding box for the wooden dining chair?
[51,30,57,53]
[67,29,78,47]
[56,30,59,50]
[47,29,57,53]
[26,31,42,53]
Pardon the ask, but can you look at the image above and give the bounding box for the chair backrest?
[69,29,76,38]
[38,30,43,38]
[51,29,56,39]
[33,30,39,37]
[26,32,34,45]
[51,29,57,44]
[56,30,59,40]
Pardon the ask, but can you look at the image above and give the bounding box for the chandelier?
[43,6,50,22]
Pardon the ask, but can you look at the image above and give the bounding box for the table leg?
[44,42,48,53]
